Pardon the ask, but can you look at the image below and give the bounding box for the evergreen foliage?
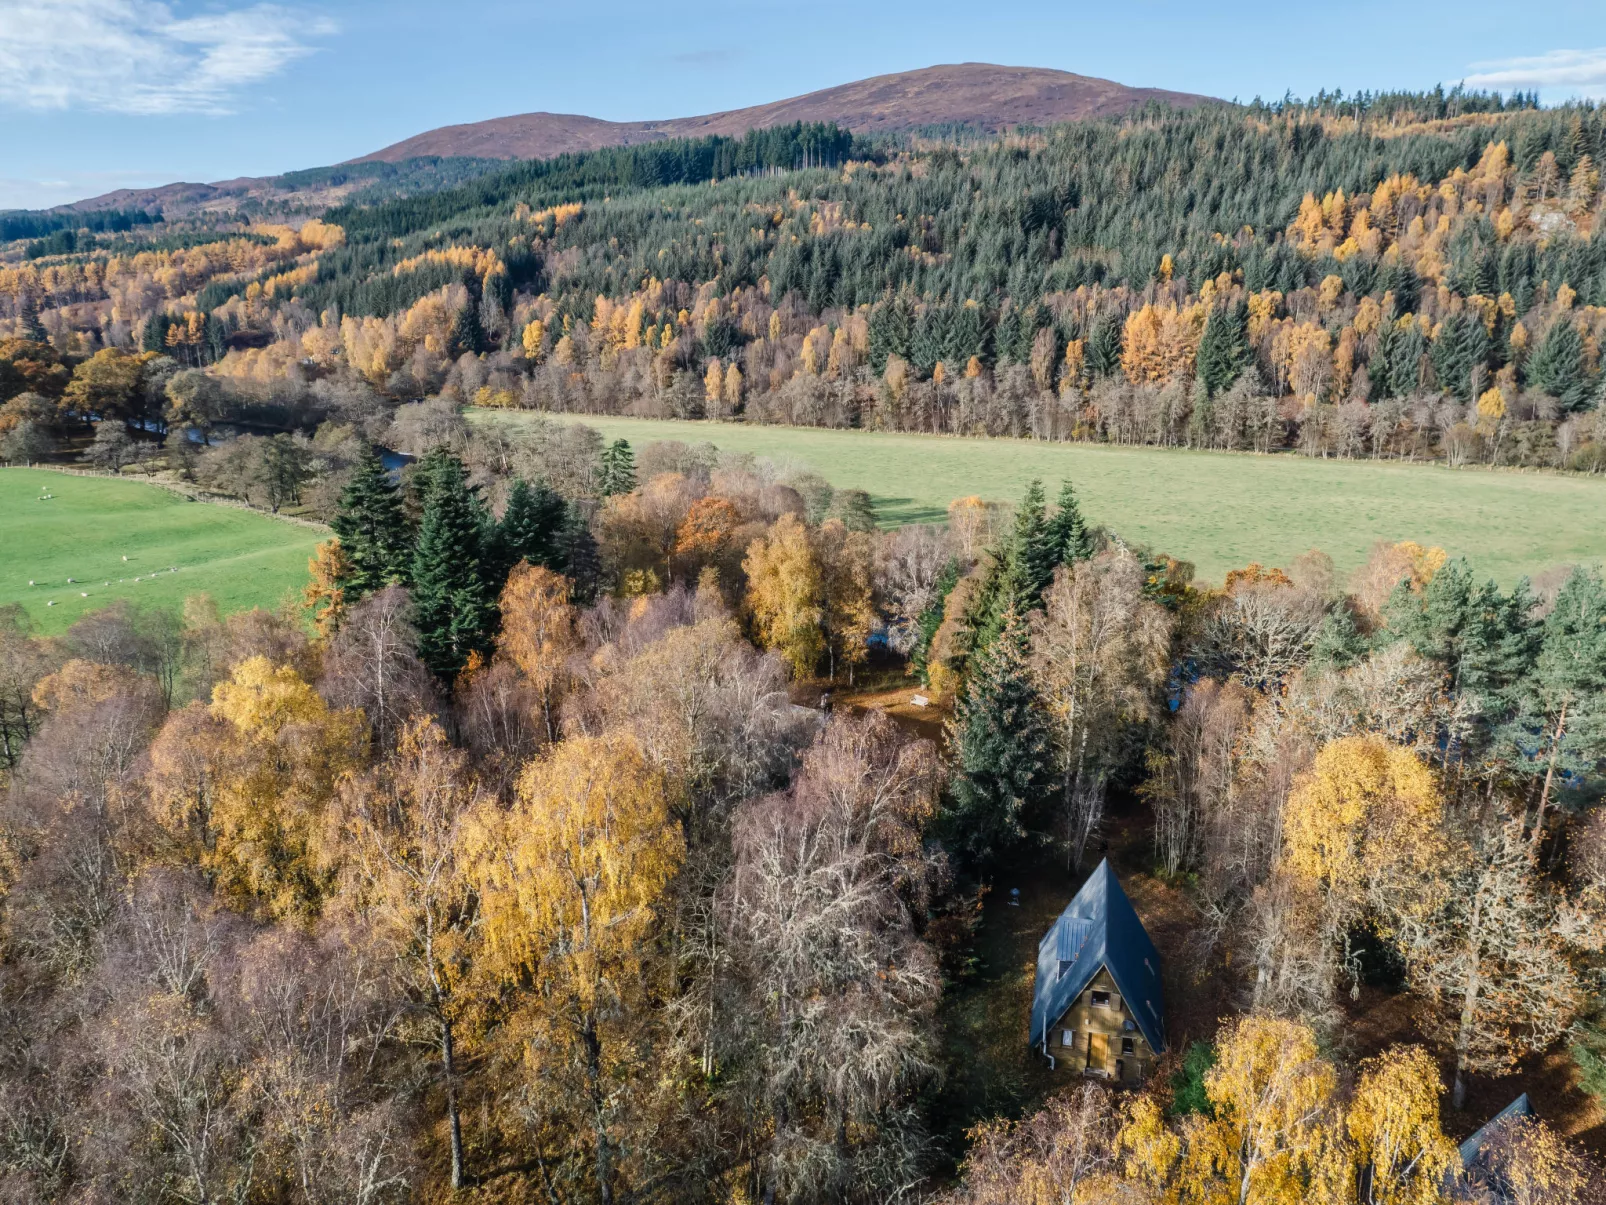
[330,444,412,603]
[495,477,570,576]
[410,449,497,680]
[945,608,1054,868]
[598,439,637,496]
[1196,300,1252,398]
[1045,479,1095,566]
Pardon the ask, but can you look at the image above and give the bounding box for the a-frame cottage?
[1030,860,1166,1081]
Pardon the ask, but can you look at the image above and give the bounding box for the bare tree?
[726,713,946,1205]
[320,586,439,749]
[1029,549,1172,867]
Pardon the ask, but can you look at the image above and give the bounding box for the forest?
[2,406,1605,1201]
[5,98,1606,471]
[2,88,1606,1204]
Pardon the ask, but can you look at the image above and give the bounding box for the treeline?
[327,122,865,241]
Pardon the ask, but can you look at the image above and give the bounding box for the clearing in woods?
[0,468,325,634]
[471,411,1606,585]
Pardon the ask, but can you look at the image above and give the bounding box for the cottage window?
[1090,990,1111,1008]
[1121,1037,1135,1056]
[1062,1029,1075,1048]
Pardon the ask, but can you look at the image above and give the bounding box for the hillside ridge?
[56,63,1213,213]
[354,62,1215,162]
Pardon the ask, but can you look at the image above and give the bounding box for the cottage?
[1030,859,1166,1082]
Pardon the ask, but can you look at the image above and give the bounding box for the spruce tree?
[1526,319,1592,410]
[967,480,1055,664]
[20,294,48,344]
[597,439,636,496]
[331,444,412,602]
[411,452,496,681]
[945,608,1053,868]
[1045,479,1095,566]
[449,301,487,358]
[496,477,569,576]
[1196,299,1251,397]
[1086,313,1124,379]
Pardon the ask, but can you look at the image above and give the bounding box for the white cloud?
[1462,47,1606,100]
[0,0,336,115]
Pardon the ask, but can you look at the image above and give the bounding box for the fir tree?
[966,480,1055,668]
[1196,299,1251,397]
[945,608,1053,868]
[495,477,569,577]
[20,294,48,344]
[330,444,412,603]
[1086,313,1124,379]
[449,301,487,357]
[597,439,636,496]
[1526,318,1592,410]
[1045,479,1095,566]
[867,294,914,373]
[411,452,496,681]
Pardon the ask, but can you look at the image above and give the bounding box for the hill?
[354,63,1214,163]
[52,63,1210,214]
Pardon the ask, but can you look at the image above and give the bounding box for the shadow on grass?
[869,495,948,525]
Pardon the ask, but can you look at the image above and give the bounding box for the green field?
[473,412,1606,585]
[1,469,326,634]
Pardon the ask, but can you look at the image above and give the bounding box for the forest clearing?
[474,410,1606,584]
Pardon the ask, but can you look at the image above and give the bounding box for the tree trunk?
[1532,701,1568,856]
[1451,884,1487,1111]
[441,1014,466,1189]
[585,1014,612,1205]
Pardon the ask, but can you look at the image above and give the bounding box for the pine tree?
[20,294,48,344]
[1086,312,1124,379]
[967,480,1054,666]
[945,608,1053,867]
[496,477,569,577]
[330,444,412,603]
[1045,479,1094,566]
[597,439,636,496]
[1196,299,1251,397]
[449,301,487,357]
[867,294,914,373]
[1526,318,1592,410]
[411,452,496,681]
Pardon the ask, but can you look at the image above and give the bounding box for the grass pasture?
[1,469,325,634]
[473,411,1606,585]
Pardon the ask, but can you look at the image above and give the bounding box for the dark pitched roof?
[1030,859,1166,1054]
[1458,1093,1533,1169]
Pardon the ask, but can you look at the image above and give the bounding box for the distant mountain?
[56,63,1214,215]
[355,63,1214,162]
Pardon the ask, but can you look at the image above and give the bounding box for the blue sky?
[2,0,1604,210]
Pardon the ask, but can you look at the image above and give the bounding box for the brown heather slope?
[58,63,1215,214]
[355,62,1214,162]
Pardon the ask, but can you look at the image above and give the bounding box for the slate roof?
[1030,859,1167,1054]
[1458,1093,1533,1169]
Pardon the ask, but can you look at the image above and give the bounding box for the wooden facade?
[1043,966,1156,1082]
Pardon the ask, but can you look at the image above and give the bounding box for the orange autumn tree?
[466,734,682,1205]
[495,562,579,743]
[147,656,363,920]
